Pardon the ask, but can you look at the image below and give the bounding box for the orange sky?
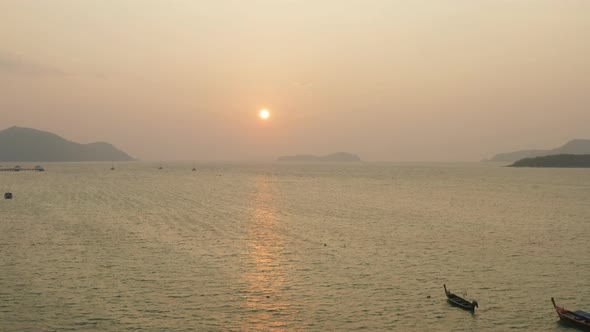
[1,1,589,161]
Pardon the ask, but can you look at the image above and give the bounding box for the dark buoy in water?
[323,243,327,247]
[4,192,13,199]
[427,295,431,299]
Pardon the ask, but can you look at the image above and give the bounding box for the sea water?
[1,162,589,331]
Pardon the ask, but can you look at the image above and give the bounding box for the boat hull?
[444,285,477,312]
[552,298,590,330]
[447,298,476,311]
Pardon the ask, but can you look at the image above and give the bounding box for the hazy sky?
[1,0,588,161]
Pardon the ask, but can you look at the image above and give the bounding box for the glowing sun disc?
[259,109,270,119]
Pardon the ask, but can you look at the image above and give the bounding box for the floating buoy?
[4,192,13,199]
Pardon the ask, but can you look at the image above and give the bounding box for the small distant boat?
[552,297,590,329]
[192,161,196,171]
[110,162,115,171]
[34,165,45,171]
[158,161,163,170]
[4,192,13,199]
[444,284,478,311]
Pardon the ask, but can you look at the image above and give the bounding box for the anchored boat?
[552,297,590,330]
[444,284,478,312]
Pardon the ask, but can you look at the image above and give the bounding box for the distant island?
[277,152,361,162]
[0,126,134,162]
[487,139,590,162]
[509,154,590,168]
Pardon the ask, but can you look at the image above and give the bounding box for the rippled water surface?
[1,162,589,331]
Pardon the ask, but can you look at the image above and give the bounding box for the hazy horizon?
[1,1,588,161]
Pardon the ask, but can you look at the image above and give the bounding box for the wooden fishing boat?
[552,297,590,330]
[444,284,478,311]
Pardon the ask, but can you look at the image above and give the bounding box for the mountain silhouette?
[0,126,134,162]
[509,154,590,168]
[488,139,590,162]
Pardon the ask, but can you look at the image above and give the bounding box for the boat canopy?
[574,311,590,320]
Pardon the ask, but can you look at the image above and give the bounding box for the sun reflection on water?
[241,177,292,330]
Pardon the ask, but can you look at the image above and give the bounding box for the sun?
[259,109,270,120]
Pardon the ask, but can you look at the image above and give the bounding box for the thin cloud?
[0,52,65,76]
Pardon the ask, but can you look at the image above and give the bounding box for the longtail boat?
[552,297,590,330]
[444,284,478,312]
